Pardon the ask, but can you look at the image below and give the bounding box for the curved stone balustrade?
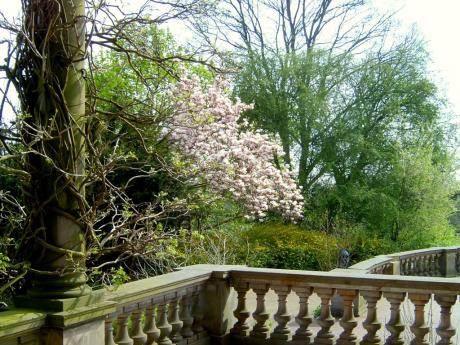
[349,246,460,277]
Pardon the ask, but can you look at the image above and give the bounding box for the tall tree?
[193,0,394,183]
[194,0,458,239]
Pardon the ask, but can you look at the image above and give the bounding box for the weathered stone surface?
[44,318,105,345]
[3,249,460,345]
[0,308,46,339]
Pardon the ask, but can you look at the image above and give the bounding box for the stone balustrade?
[349,246,460,277]
[0,268,212,345]
[2,247,460,345]
[221,265,460,345]
[103,268,212,345]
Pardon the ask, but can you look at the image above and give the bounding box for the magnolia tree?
[170,75,304,221]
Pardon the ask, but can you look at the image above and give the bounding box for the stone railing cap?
[0,308,46,339]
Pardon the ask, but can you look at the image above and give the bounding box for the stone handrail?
[0,268,214,345]
[2,257,460,344]
[212,265,460,345]
[103,267,212,345]
[349,246,460,277]
[0,308,46,344]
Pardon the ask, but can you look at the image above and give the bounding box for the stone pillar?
[442,249,457,277]
[390,258,401,275]
[201,270,236,344]
[23,0,91,301]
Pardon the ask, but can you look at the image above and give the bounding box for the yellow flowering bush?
[243,222,339,271]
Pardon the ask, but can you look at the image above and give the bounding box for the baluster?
[408,294,430,345]
[427,256,433,276]
[435,255,442,276]
[157,302,173,345]
[360,290,382,345]
[115,312,134,345]
[314,288,335,345]
[250,283,271,339]
[272,285,292,341]
[426,256,432,276]
[412,258,418,275]
[404,259,409,274]
[292,286,313,344]
[105,315,117,345]
[456,253,460,273]
[169,296,183,343]
[417,257,423,275]
[433,255,439,275]
[420,255,428,276]
[420,256,427,276]
[192,286,204,334]
[180,290,194,338]
[423,256,428,275]
[434,294,457,345]
[230,282,251,337]
[384,292,406,345]
[383,264,390,275]
[144,303,160,345]
[420,256,425,275]
[132,308,147,345]
[337,289,358,345]
[401,260,407,275]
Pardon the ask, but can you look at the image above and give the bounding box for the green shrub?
[179,226,250,266]
[242,222,339,271]
[336,225,398,264]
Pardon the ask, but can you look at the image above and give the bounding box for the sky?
[0,0,459,118]
[373,0,460,118]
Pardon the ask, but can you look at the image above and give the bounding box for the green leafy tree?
[195,0,458,245]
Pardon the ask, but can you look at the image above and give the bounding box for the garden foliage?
[242,222,339,271]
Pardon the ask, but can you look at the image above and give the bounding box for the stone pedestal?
[196,266,238,345]
[13,290,116,345]
[43,318,104,345]
[442,250,457,277]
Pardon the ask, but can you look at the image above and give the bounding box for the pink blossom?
[169,74,304,221]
